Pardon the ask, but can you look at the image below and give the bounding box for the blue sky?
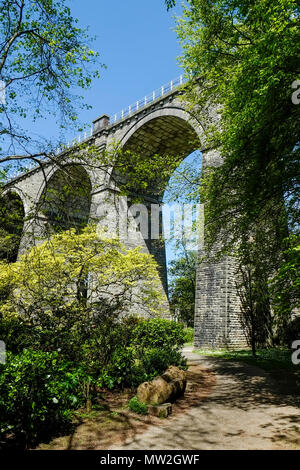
[67,1,198,268]
[64,0,184,139]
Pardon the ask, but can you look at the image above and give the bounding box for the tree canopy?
[0,0,101,170]
[173,0,300,349]
[176,0,300,248]
[169,247,197,326]
[0,224,164,318]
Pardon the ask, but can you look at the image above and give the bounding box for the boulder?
[147,403,172,418]
[137,376,173,405]
[137,366,187,405]
[161,365,186,384]
[161,366,187,398]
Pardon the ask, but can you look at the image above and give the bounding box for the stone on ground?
[137,366,187,405]
[147,403,172,418]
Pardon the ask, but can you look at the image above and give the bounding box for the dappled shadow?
[109,354,300,450]
[37,365,215,450]
[195,356,300,410]
[36,355,300,450]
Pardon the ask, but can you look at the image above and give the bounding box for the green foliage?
[169,249,197,326]
[176,0,300,343]
[0,316,33,354]
[271,235,300,316]
[176,0,300,243]
[270,235,300,343]
[0,225,164,319]
[132,318,185,351]
[140,347,186,380]
[128,396,148,415]
[281,316,300,347]
[0,192,24,263]
[101,144,184,201]
[183,327,194,344]
[0,223,186,444]
[97,318,187,389]
[0,349,85,445]
[0,0,102,170]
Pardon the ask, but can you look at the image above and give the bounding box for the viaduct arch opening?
[113,113,202,306]
[39,164,92,232]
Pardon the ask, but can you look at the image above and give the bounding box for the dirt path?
[109,347,300,450]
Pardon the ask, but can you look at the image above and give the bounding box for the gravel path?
[110,347,300,450]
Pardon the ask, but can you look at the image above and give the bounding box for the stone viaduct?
[3,77,247,349]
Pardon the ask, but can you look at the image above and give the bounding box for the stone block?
[147,403,172,418]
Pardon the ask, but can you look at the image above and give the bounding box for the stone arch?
[107,109,203,301]
[38,164,92,232]
[0,190,25,262]
[120,106,204,148]
[108,108,202,201]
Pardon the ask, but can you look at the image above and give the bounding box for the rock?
[147,403,172,418]
[161,365,186,384]
[162,366,187,398]
[137,366,187,405]
[137,376,173,405]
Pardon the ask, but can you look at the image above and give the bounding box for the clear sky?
[66,0,198,270]
[64,0,184,140]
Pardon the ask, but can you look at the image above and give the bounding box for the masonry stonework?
[4,87,248,349]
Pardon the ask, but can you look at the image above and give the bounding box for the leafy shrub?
[99,346,135,389]
[0,315,187,412]
[140,347,186,381]
[0,316,34,354]
[183,327,194,344]
[113,318,187,387]
[128,396,148,415]
[132,318,186,351]
[91,318,187,389]
[0,349,85,445]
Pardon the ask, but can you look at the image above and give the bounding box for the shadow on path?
[109,348,300,450]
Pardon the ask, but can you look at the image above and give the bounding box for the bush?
[93,318,187,389]
[0,349,85,445]
[115,318,187,387]
[183,327,194,344]
[140,347,186,381]
[0,315,187,411]
[128,396,148,415]
[280,316,300,347]
[0,316,34,354]
[132,318,186,351]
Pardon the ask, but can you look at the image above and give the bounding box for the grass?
[194,348,296,371]
[194,347,300,394]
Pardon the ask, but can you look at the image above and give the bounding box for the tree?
[0,224,166,375]
[174,0,300,341]
[165,0,176,10]
[270,234,300,337]
[0,224,163,318]
[235,234,274,355]
[0,191,24,262]
[0,0,101,173]
[176,0,299,242]
[169,246,197,326]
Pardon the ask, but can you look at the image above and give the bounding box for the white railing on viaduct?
[62,74,187,151]
[8,75,187,179]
